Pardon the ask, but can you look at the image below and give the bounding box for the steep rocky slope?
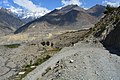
[15,5,97,33]
[90,7,120,50]
[0,24,13,36]
[0,7,24,29]
[87,4,106,18]
[0,7,24,36]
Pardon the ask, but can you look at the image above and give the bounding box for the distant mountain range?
[7,4,106,23]
[0,4,106,35]
[0,7,24,36]
[15,4,106,33]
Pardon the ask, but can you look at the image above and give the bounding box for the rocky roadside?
[22,41,120,80]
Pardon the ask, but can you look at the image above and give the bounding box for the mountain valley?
[0,4,120,80]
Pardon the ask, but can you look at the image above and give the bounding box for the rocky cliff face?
[92,7,120,49]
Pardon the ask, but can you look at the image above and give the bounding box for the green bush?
[51,42,54,47]
[34,55,51,66]
[41,41,45,46]
[46,41,50,46]
[4,44,21,48]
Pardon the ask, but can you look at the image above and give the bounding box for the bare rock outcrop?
[89,7,120,50]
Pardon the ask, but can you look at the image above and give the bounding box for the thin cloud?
[102,0,120,7]
[3,0,9,4]
[61,0,82,6]
[8,6,23,15]
[13,0,50,14]
[2,0,10,6]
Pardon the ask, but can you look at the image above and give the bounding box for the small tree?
[41,41,45,46]
[51,42,54,47]
[30,60,32,65]
[71,42,74,46]
[46,41,50,46]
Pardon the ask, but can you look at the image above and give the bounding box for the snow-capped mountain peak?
[7,6,50,23]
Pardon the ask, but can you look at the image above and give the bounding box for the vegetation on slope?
[9,47,61,80]
[3,44,21,48]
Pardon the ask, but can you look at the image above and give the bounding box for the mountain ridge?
[15,5,105,34]
[87,4,106,18]
[0,7,24,36]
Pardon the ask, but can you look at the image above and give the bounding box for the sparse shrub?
[4,44,21,48]
[71,42,74,46]
[34,55,51,66]
[45,55,51,59]
[30,60,32,65]
[12,49,60,80]
[51,42,54,47]
[41,41,45,46]
[46,41,50,46]
[31,43,36,45]
[86,40,89,43]
[89,27,92,31]
[25,64,31,68]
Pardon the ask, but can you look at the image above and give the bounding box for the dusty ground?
[50,29,89,48]
[0,29,86,80]
[0,40,50,80]
[1,29,120,80]
[23,41,120,80]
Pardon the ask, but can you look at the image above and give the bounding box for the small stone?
[74,53,78,56]
[69,59,74,63]
[58,71,61,73]
[74,65,77,68]
[83,62,85,64]
[12,68,16,71]
[30,66,36,68]
[56,64,59,67]
[84,67,87,69]
[88,56,91,58]
[18,72,25,75]
[57,61,60,64]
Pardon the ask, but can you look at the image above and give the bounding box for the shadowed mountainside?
[92,7,120,49]
[0,7,24,36]
[87,4,106,18]
[15,5,99,34]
